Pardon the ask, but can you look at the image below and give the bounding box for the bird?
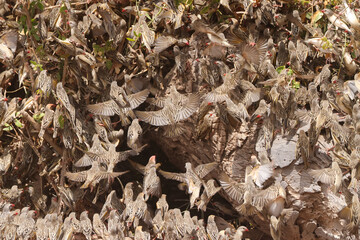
[129,155,162,200]
[65,161,128,191]
[80,211,92,240]
[234,226,249,239]
[309,161,342,193]
[196,179,221,211]
[270,216,282,240]
[251,99,270,121]
[38,104,55,140]
[107,210,122,239]
[77,140,140,174]
[156,194,169,217]
[322,8,352,33]
[343,0,360,38]
[99,190,124,220]
[159,161,218,207]
[190,15,232,47]
[87,81,149,126]
[135,85,200,136]
[247,157,274,189]
[296,130,310,169]
[153,35,188,53]
[127,118,144,151]
[17,209,36,240]
[67,15,90,51]
[207,215,219,240]
[135,226,151,240]
[45,213,62,240]
[56,82,76,126]
[92,213,109,239]
[35,218,48,240]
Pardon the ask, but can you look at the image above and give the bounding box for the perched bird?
[59,214,73,240]
[296,130,310,169]
[45,213,62,240]
[17,210,36,240]
[108,210,123,239]
[56,82,76,126]
[207,215,219,240]
[135,226,150,240]
[127,118,143,151]
[80,211,92,240]
[1,185,22,202]
[234,226,249,239]
[68,16,90,51]
[92,213,109,239]
[129,155,162,200]
[270,216,282,240]
[35,218,48,240]
[38,104,55,140]
[156,194,169,217]
[68,212,82,234]
[343,0,360,33]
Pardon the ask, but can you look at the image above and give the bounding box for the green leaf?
[276,66,286,74]
[144,12,152,20]
[59,5,67,14]
[3,123,13,132]
[33,112,45,122]
[14,119,23,128]
[37,1,44,11]
[33,33,40,41]
[58,115,64,129]
[306,12,312,20]
[287,68,294,76]
[106,59,113,70]
[127,37,136,42]
[292,80,300,89]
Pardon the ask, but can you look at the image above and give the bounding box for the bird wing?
[195,162,218,178]
[74,154,94,167]
[128,89,150,109]
[309,168,334,184]
[219,179,245,203]
[252,184,279,209]
[146,97,166,108]
[129,160,146,175]
[158,169,186,183]
[65,171,87,182]
[84,151,109,164]
[115,150,139,164]
[203,91,228,103]
[95,170,129,181]
[175,93,200,122]
[154,35,177,53]
[134,109,170,126]
[87,100,120,116]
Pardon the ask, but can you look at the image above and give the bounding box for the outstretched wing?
[87,100,120,116]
